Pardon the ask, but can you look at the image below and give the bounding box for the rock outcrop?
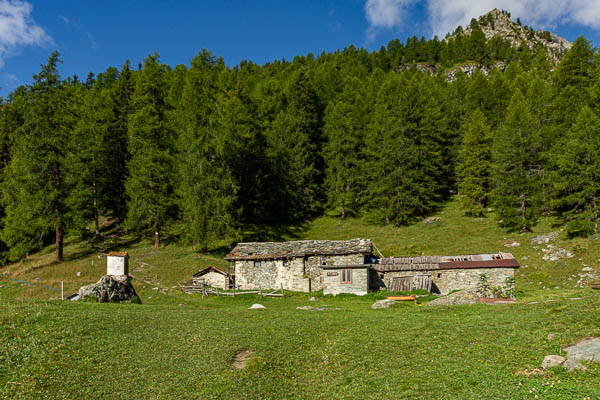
[452,9,571,64]
[71,275,139,303]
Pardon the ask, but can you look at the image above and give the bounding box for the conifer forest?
[1,16,599,262]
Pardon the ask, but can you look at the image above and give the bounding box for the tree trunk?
[341,197,345,220]
[154,222,160,249]
[93,178,100,236]
[56,219,63,262]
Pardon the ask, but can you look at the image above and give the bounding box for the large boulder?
[71,275,139,303]
[426,290,478,307]
[541,355,566,369]
[564,338,600,363]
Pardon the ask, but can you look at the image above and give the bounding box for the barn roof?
[225,239,373,261]
[373,253,519,272]
[193,266,231,277]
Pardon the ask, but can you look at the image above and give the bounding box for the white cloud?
[365,0,419,41]
[0,0,51,67]
[426,0,600,38]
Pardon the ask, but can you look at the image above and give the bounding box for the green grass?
[1,290,599,399]
[1,196,600,398]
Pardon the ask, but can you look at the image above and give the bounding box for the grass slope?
[1,197,600,398]
[1,291,599,399]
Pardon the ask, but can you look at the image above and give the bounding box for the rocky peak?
[450,8,572,64]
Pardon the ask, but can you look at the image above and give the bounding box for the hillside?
[1,197,598,301]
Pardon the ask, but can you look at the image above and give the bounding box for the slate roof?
[225,239,373,261]
[373,253,518,272]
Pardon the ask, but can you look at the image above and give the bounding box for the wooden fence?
[180,282,285,298]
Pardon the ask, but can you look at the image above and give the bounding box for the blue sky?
[1,0,599,96]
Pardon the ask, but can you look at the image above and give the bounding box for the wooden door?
[415,275,432,293]
[390,276,413,292]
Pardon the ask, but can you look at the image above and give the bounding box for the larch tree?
[176,50,239,251]
[1,51,73,261]
[457,109,492,216]
[492,89,542,231]
[550,106,600,237]
[125,53,175,248]
[323,77,368,219]
[107,60,135,221]
[68,79,114,236]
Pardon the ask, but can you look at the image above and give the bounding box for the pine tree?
[492,89,541,231]
[550,107,600,236]
[1,51,72,261]
[176,50,239,251]
[125,53,175,248]
[457,109,492,216]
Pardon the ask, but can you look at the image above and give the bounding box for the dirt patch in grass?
[232,349,253,370]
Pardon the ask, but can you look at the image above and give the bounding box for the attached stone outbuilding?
[374,253,519,296]
[225,239,373,292]
[193,266,233,290]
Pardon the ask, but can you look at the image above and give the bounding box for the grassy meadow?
[1,197,600,399]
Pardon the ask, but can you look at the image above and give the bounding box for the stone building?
[224,239,519,297]
[193,266,233,290]
[374,253,519,296]
[225,239,373,292]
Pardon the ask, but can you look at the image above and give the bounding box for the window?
[283,259,289,267]
[254,261,261,268]
[320,256,327,266]
[341,269,352,284]
[437,273,442,278]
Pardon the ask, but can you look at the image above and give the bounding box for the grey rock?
[531,232,559,245]
[504,242,520,248]
[563,358,587,371]
[371,299,397,309]
[423,217,441,224]
[296,306,327,311]
[582,267,593,272]
[426,290,478,307]
[547,333,556,341]
[564,338,600,363]
[308,297,316,302]
[541,355,566,369]
[248,303,265,310]
[73,275,139,303]
[76,271,82,277]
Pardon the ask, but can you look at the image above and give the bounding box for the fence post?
[61,281,64,300]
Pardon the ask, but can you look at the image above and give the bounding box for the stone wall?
[193,272,229,289]
[323,267,369,296]
[234,253,367,292]
[433,268,515,296]
[381,267,515,296]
